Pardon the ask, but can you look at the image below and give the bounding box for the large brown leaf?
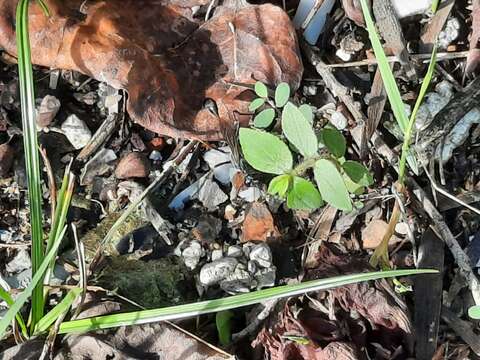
[0,0,302,140]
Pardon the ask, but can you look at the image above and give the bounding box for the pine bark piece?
[372,0,416,80]
[0,0,302,141]
[414,229,444,360]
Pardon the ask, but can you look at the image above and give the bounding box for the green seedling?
[242,82,373,211]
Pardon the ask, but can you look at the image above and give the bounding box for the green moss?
[97,256,191,308]
[81,210,147,261]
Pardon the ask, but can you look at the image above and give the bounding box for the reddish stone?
[241,202,280,243]
[115,152,150,179]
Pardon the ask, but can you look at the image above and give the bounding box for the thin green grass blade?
[399,46,438,180]
[431,0,440,13]
[34,287,81,335]
[359,0,409,133]
[16,0,45,328]
[0,226,66,338]
[0,286,28,338]
[58,269,437,334]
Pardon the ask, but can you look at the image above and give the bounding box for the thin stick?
[422,164,480,215]
[39,146,56,222]
[71,224,87,319]
[325,51,468,68]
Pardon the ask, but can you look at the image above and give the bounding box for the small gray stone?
[255,267,276,289]
[242,242,255,257]
[199,257,238,286]
[227,245,243,258]
[5,269,31,289]
[249,243,273,268]
[211,249,223,261]
[176,240,205,270]
[149,150,163,162]
[247,260,257,274]
[61,114,92,149]
[238,187,262,202]
[198,177,228,210]
[36,95,60,128]
[220,266,254,294]
[6,249,31,274]
[330,111,348,130]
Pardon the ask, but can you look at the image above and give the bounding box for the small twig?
[422,163,480,215]
[301,0,325,30]
[39,146,56,222]
[76,114,119,162]
[325,51,468,68]
[71,223,87,320]
[229,22,238,81]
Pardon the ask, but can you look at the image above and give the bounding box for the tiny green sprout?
[239,85,374,211]
[468,305,480,319]
[249,82,292,129]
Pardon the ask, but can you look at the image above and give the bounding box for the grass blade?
[0,226,67,338]
[58,269,437,334]
[16,0,45,328]
[34,288,82,335]
[399,46,438,180]
[359,0,409,133]
[0,286,28,337]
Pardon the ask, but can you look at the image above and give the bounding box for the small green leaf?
[275,82,290,107]
[282,102,318,157]
[255,82,269,98]
[268,174,291,198]
[287,177,323,210]
[249,98,265,112]
[299,104,314,124]
[468,305,480,319]
[216,310,234,346]
[343,174,365,195]
[239,128,293,174]
[314,159,352,211]
[34,287,82,335]
[322,128,346,158]
[342,161,373,186]
[254,108,276,128]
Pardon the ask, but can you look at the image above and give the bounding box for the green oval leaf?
[281,102,318,157]
[268,174,291,198]
[314,159,352,211]
[275,82,290,108]
[342,161,373,186]
[254,108,276,128]
[468,305,480,319]
[287,177,323,210]
[249,98,265,112]
[255,81,268,98]
[322,127,346,158]
[299,104,314,124]
[239,128,293,174]
[343,174,365,195]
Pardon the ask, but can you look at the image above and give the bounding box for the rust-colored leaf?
[0,0,302,140]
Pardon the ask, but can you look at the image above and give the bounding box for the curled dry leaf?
[254,243,413,359]
[0,0,302,140]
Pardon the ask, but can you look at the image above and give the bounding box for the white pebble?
[61,114,92,149]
